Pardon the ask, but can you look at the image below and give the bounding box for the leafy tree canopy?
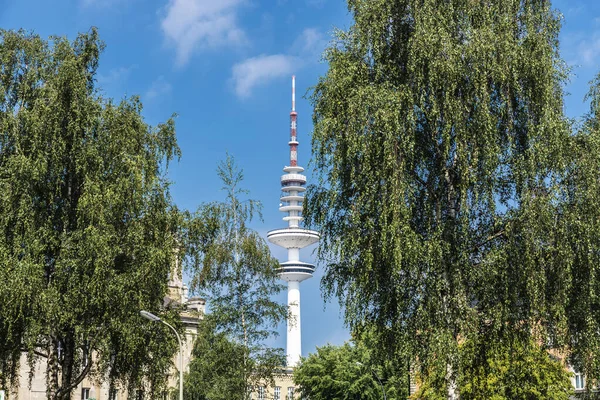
[183,317,247,400]
[304,0,600,396]
[564,73,600,392]
[414,335,573,400]
[294,330,410,400]
[0,28,181,399]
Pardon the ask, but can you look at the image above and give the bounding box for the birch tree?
[0,28,182,399]
[303,0,586,396]
[185,155,287,400]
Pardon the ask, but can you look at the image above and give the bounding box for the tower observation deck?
[267,76,319,368]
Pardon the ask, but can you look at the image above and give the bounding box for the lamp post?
[356,362,387,400]
[140,311,183,400]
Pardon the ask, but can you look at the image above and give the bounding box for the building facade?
[251,373,296,400]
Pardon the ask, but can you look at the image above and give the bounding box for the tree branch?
[472,230,506,253]
[21,348,48,358]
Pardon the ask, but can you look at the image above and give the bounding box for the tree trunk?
[446,362,458,400]
[46,341,59,400]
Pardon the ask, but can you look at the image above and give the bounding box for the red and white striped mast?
[267,76,320,368]
[290,75,298,167]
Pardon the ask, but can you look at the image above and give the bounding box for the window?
[287,387,295,400]
[274,386,281,400]
[575,373,585,390]
[258,386,265,400]
[81,388,90,400]
[108,388,118,400]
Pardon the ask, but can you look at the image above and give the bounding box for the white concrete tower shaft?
[267,76,320,368]
[287,280,301,365]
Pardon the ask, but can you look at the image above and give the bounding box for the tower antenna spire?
[292,75,296,111]
[289,76,298,167]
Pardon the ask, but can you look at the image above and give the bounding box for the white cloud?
[230,28,326,99]
[563,29,600,68]
[161,0,247,66]
[577,36,600,67]
[96,65,137,87]
[145,76,172,100]
[566,4,585,16]
[292,28,327,58]
[560,30,600,68]
[231,54,298,98]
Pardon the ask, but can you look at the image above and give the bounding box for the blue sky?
[1,0,599,359]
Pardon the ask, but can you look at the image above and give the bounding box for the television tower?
[267,76,320,368]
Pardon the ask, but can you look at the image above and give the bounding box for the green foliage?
[0,29,181,399]
[184,155,287,400]
[353,327,412,400]
[303,0,597,396]
[184,318,247,400]
[413,336,573,400]
[294,332,410,400]
[564,73,600,392]
[294,343,380,400]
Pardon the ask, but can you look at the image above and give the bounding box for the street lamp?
[140,311,183,400]
[356,362,387,400]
